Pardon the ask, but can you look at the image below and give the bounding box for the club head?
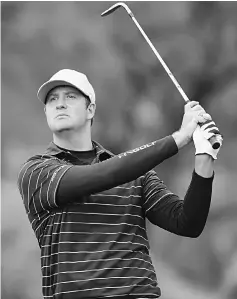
[101,2,132,17]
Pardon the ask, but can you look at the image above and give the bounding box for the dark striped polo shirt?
[17,140,178,299]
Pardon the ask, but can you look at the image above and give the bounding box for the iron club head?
[101,2,133,17]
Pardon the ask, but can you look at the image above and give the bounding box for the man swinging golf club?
[17,4,223,299]
[18,68,222,299]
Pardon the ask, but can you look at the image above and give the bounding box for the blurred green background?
[1,1,237,299]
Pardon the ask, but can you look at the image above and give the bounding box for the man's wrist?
[172,130,190,150]
[195,154,214,178]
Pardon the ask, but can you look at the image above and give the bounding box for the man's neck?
[53,130,93,152]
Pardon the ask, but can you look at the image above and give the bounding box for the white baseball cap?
[37,69,96,104]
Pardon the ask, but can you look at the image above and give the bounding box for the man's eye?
[49,97,56,102]
[67,94,76,99]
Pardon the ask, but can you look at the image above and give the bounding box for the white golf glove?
[193,121,223,160]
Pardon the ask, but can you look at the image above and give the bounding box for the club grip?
[209,134,222,149]
[199,119,222,150]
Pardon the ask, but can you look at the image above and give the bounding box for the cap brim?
[37,80,85,104]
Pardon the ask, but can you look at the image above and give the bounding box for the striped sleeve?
[142,170,175,214]
[17,157,73,215]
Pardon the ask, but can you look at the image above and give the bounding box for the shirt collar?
[44,140,114,161]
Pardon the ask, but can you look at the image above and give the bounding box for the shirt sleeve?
[56,136,178,206]
[143,170,214,238]
[17,157,73,215]
[142,170,176,213]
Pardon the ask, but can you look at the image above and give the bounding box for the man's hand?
[193,122,222,160]
[172,101,212,149]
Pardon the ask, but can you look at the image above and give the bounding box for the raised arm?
[57,135,177,205]
[144,165,214,238]
[144,120,222,238]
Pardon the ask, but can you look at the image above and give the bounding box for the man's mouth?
[56,114,69,118]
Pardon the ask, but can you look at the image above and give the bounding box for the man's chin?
[52,126,72,133]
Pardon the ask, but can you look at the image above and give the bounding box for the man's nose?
[56,97,67,109]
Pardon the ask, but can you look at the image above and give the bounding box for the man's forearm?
[146,169,214,238]
[180,170,214,237]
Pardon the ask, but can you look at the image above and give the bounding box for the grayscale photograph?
[1,1,237,299]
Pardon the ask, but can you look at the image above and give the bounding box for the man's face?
[44,85,94,133]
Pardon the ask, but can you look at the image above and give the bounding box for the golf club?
[101,2,222,149]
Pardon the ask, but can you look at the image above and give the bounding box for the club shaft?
[130,15,190,103]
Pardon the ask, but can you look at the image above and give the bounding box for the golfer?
[18,69,222,299]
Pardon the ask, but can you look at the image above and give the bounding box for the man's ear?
[87,103,96,120]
